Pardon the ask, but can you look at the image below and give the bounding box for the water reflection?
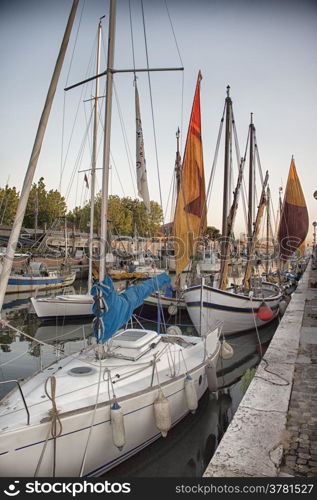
[0,283,279,476]
[106,389,236,478]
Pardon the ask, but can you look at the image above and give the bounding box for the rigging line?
[206,102,226,209]
[59,0,87,193]
[128,0,136,72]
[233,118,249,231]
[110,152,126,196]
[112,82,137,196]
[164,0,185,152]
[64,112,94,202]
[140,0,164,220]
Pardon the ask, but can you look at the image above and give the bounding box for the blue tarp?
[91,272,171,342]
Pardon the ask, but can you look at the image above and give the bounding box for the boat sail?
[0,0,221,477]
[135,72,209,323]
[277,156,309,265]
[184,105,282,335]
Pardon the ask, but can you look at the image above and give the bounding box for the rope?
[79,358,103,477]
[249,295,263,359]
[45,376,62,477]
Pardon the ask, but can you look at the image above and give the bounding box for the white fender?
[167,304,178,316]
[184,375,198,413]
[205,362,218,392]
[166,325,182,336]
[153,390,171,437]
[110,402,126,450]
[220,341,234,360]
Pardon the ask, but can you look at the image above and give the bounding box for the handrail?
[0,380,30,425]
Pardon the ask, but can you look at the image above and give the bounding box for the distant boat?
[1,261,76,294]
[184,105,283,335]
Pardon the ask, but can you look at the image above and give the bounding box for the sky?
[0,0,317,241]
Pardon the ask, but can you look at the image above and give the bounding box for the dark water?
[0,280,279,477]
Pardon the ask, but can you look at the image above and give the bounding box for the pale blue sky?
[0,0,316,240]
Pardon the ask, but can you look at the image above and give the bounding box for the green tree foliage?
[0,185,20,225]
[67,194,163,237]
[204,225,221,240]
[23,177,67,229]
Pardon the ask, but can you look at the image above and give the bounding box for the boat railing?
[0,380,30,425]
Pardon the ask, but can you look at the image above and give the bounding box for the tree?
[23,177,67,229]
[0,186,20,225]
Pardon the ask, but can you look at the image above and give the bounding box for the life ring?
[166,325,182,336]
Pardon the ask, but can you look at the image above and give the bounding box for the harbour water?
[0,279,279,477]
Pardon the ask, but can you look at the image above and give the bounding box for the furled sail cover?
[173,71,207,275]
[277,157,308,261]
[91,272,171,342]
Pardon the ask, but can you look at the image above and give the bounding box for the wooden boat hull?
[184,282,283,335]
[5,272,76,294]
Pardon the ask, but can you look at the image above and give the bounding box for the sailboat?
[30,17,103,321]
[136,72,207,325]
[183,103,283,336]
[0,0,221,477]
[277,156,309,270]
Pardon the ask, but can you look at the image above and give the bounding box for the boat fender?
[110,401,126,451]
[279,300,288,317]
[167,304,178,316]
[257,301,273,321]
[153,390,171,437]
[166,325,182,336]
[205,362,218,392]
[220,341,234,360]
[184,375,198,413]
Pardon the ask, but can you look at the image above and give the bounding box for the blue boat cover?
[91,272,171,342]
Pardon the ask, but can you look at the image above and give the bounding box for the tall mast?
[99,0,116,282]
[266,185,271,275]
[175,127,181,195]
[222,86,232,240]
[88,16,103,291]
[247,112,255,257]
[0,0,79,316]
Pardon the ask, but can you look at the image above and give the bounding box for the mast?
[242,171,269,292]
[218,157,245,290]
[266,185,271,275]
[0,0,79,316]
[88,16,103,291]
[221,86,232,243]
[247,113,255,257]
[99,0,116,282]
[175,127,182,195]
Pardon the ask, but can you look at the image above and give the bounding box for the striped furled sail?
[277,157,308,261]
[173,71,207,275]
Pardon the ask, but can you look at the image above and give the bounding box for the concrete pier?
[204,261,317,477]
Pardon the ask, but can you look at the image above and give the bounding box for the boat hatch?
[68,366,95,376]
[110,329,160,360]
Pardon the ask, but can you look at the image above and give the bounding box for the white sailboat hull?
[0,328,220,477]
[31,294,94,320]
[184,282,282,335]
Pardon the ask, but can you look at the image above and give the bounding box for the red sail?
[277,157,308,261]
[173,71,207,275]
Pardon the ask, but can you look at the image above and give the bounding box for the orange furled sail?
[277,157,308,261]
[173,71,207,275]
